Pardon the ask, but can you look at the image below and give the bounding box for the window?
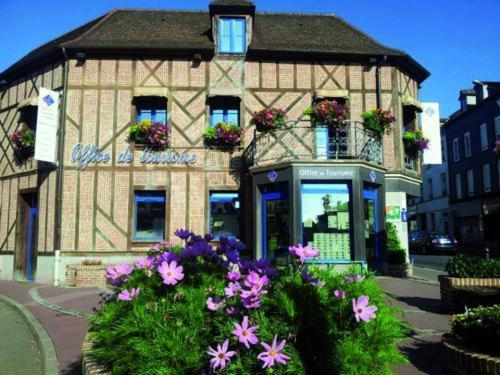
[441,138,447,163]
[466,170,474,197]
[219,18,246,54]
[440,173,447,196]
[483,164,491,192]
[480,123,488,150]
[455,173,462,199]
[495,116,500,138]
[134,191,166,241]
[210,98,240,126]
[427,178,433,200]
[464,131,471,157]
[452,137,459,161]
[135,97,167,123]
[301,183,351,260]
[20,107,38,131]
[209,192,240,239]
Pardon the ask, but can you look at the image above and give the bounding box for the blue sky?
[1,0,499,117]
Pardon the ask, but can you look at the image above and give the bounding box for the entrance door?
[363,189,378,269]
[262,189,289,263]
[17,193,38,281]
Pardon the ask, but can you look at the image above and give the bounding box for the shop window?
[466,170,474,197]
[301,183,351,260]
[209,192,240,239]
[134,191,166,241]
[480,123,488,150]
[464,131,471,157]
[483,164,491,192]
[19,107,38,131]
[210,98,240,126]
[219,18,246,54]
[135,97,167,123]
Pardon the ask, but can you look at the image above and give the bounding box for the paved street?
[410,255,451,271]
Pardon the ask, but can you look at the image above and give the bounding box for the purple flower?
[240,287,267,309]
[156,250,181,264]
[175,229,192,240]
[300,269,320,286]
[352,295,377,323]
[226,306,241,316]
[134,257,154,270]
[158,261,184,286]
[117,287,140,301]
[244,271,269,290]
[207,339,236,371]
[206,296,225,311]
[334,290,345,299]
[345,274,365,282]
[105,263,133,281]
[204,233,215,242]
[288,244,320,263]
[151,241,172,252]
[225,282,241,297]
[227,271,242,282]
[232,316,259,349]
[257,335,290,368]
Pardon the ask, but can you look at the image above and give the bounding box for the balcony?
[250,120,383,166]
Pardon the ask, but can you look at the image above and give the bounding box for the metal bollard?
[484,247,490,260]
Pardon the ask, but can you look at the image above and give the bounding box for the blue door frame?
[26,203,37,282]
[363,189,379,267]
[261,189,288,260]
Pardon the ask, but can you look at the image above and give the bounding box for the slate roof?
[0,8,429,82]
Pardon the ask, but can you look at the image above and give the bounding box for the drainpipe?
[375,55,388,109]
[53,47,69,286]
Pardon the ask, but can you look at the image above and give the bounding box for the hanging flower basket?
[403,130,429,157]
[128,119,170,150]
[304,99,350,131]
[250,107,287,133]
[203,122,241,152]
[10,128,35,160]
[361,108,396,136]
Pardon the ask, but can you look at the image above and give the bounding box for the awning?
[132,87,169,98]
[402,95,423,112]
[17,96,38,109]
[208,87,241,98]
[314,89,349,99]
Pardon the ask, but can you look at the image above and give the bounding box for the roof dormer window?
[219,17,246,54]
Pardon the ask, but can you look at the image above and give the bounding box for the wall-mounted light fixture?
[75,52,87,66]
[192,53,202,68]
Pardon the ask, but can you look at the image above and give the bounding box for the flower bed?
[361,108,396,136]
[10,128,35,159]
[250,107,287,133]
[128,119,169,149]
[304,99,350,131]
[402,130,429,156]
[203,122,241,151]
[87,231,408,374]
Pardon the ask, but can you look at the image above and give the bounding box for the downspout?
[375,55,388,109]
[54,47,69,286]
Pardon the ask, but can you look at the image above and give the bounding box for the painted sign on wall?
[71,144,198,170]
[35,87,59,163]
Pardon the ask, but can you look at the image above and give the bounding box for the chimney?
[473,81,489,102]
[458,90,476,113]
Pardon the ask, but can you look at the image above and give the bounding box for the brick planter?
[82,334,110,375]
[439,275,500,313]
[65,264,109,287]
[387,263,413,278]
[442,333,500,375]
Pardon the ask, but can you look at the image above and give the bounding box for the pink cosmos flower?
[345,274,365,282]
[244,271,269,290]
[134,257,154,270]
[206,296,225,311]
[117,287,140,301]
[352,295,378,323]
[207,339,236,371]
[232,316,259,348]
[105,263,133,281]
[257,335,290,368]
[227,271,242,282]
[334,290,345,299]
[288,244,320,263]
[225,282,241,297]
[158,260,184,285]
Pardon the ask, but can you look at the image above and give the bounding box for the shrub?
[129,119,169,149]
[386,223,406,265]
[203,122,241,151]
[10,128,35,158]
[89,232,408,374]
[450,305,500,355]
[361,108,396,136]
[445,255,500,278]
[250,107,287,133]
[402,130,429,156]
[304,99,350,130]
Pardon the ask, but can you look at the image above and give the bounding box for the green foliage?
[445,255,500,278]
[90,251,408,374]
[203,122,241,151]
[128,119,151,144]
[450,305,500,355]
[361,108,396,136]
[386,223,406,265]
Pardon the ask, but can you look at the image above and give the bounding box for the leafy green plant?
[361,108,396,136]
[402,130,429,156]
[89,231,408,374]
[203,122,241,151]
[450,305,500,355]
[129,119,169,149]
[10,128,35,159]
[304,99,350,131]
[445,255,500,278]
[386,223,407,265]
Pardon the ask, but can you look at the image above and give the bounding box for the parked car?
[409,231,458,254]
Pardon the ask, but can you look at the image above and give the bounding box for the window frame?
[480,123,488,151]
[495,115,500,139]
[208,191,241,240]
[483,163,491,193]
[133,190,166,242]
[134,97,167,124]
[464,131,471,158]
[209,97,240,127]
[455,173,462,199]
[452,137,460,162]
[218,17,246,54]
[466,169,474,197]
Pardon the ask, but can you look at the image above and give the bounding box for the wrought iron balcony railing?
[251,120,383,166]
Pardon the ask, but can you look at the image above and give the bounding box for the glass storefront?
[262,188,290,262]
[209,192,240,239]
[301,183,351,260]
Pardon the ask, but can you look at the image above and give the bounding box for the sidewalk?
[0,268,449,375]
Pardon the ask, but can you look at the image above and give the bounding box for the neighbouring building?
[0,1,429,284]
[445,82,500,254]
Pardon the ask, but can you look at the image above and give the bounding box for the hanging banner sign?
[34,87,59,163]
[420,102,442,165]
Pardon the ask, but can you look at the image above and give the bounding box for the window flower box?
[250,107,287,133]
[402,130,429,157]
[128,119,169,150]
[203,122,241,151]
[304,99,350,131]
[361,108,396,136]
[10,128,35,160]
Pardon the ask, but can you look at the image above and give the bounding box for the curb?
[29,286,92,319]
[0,294,58,375]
